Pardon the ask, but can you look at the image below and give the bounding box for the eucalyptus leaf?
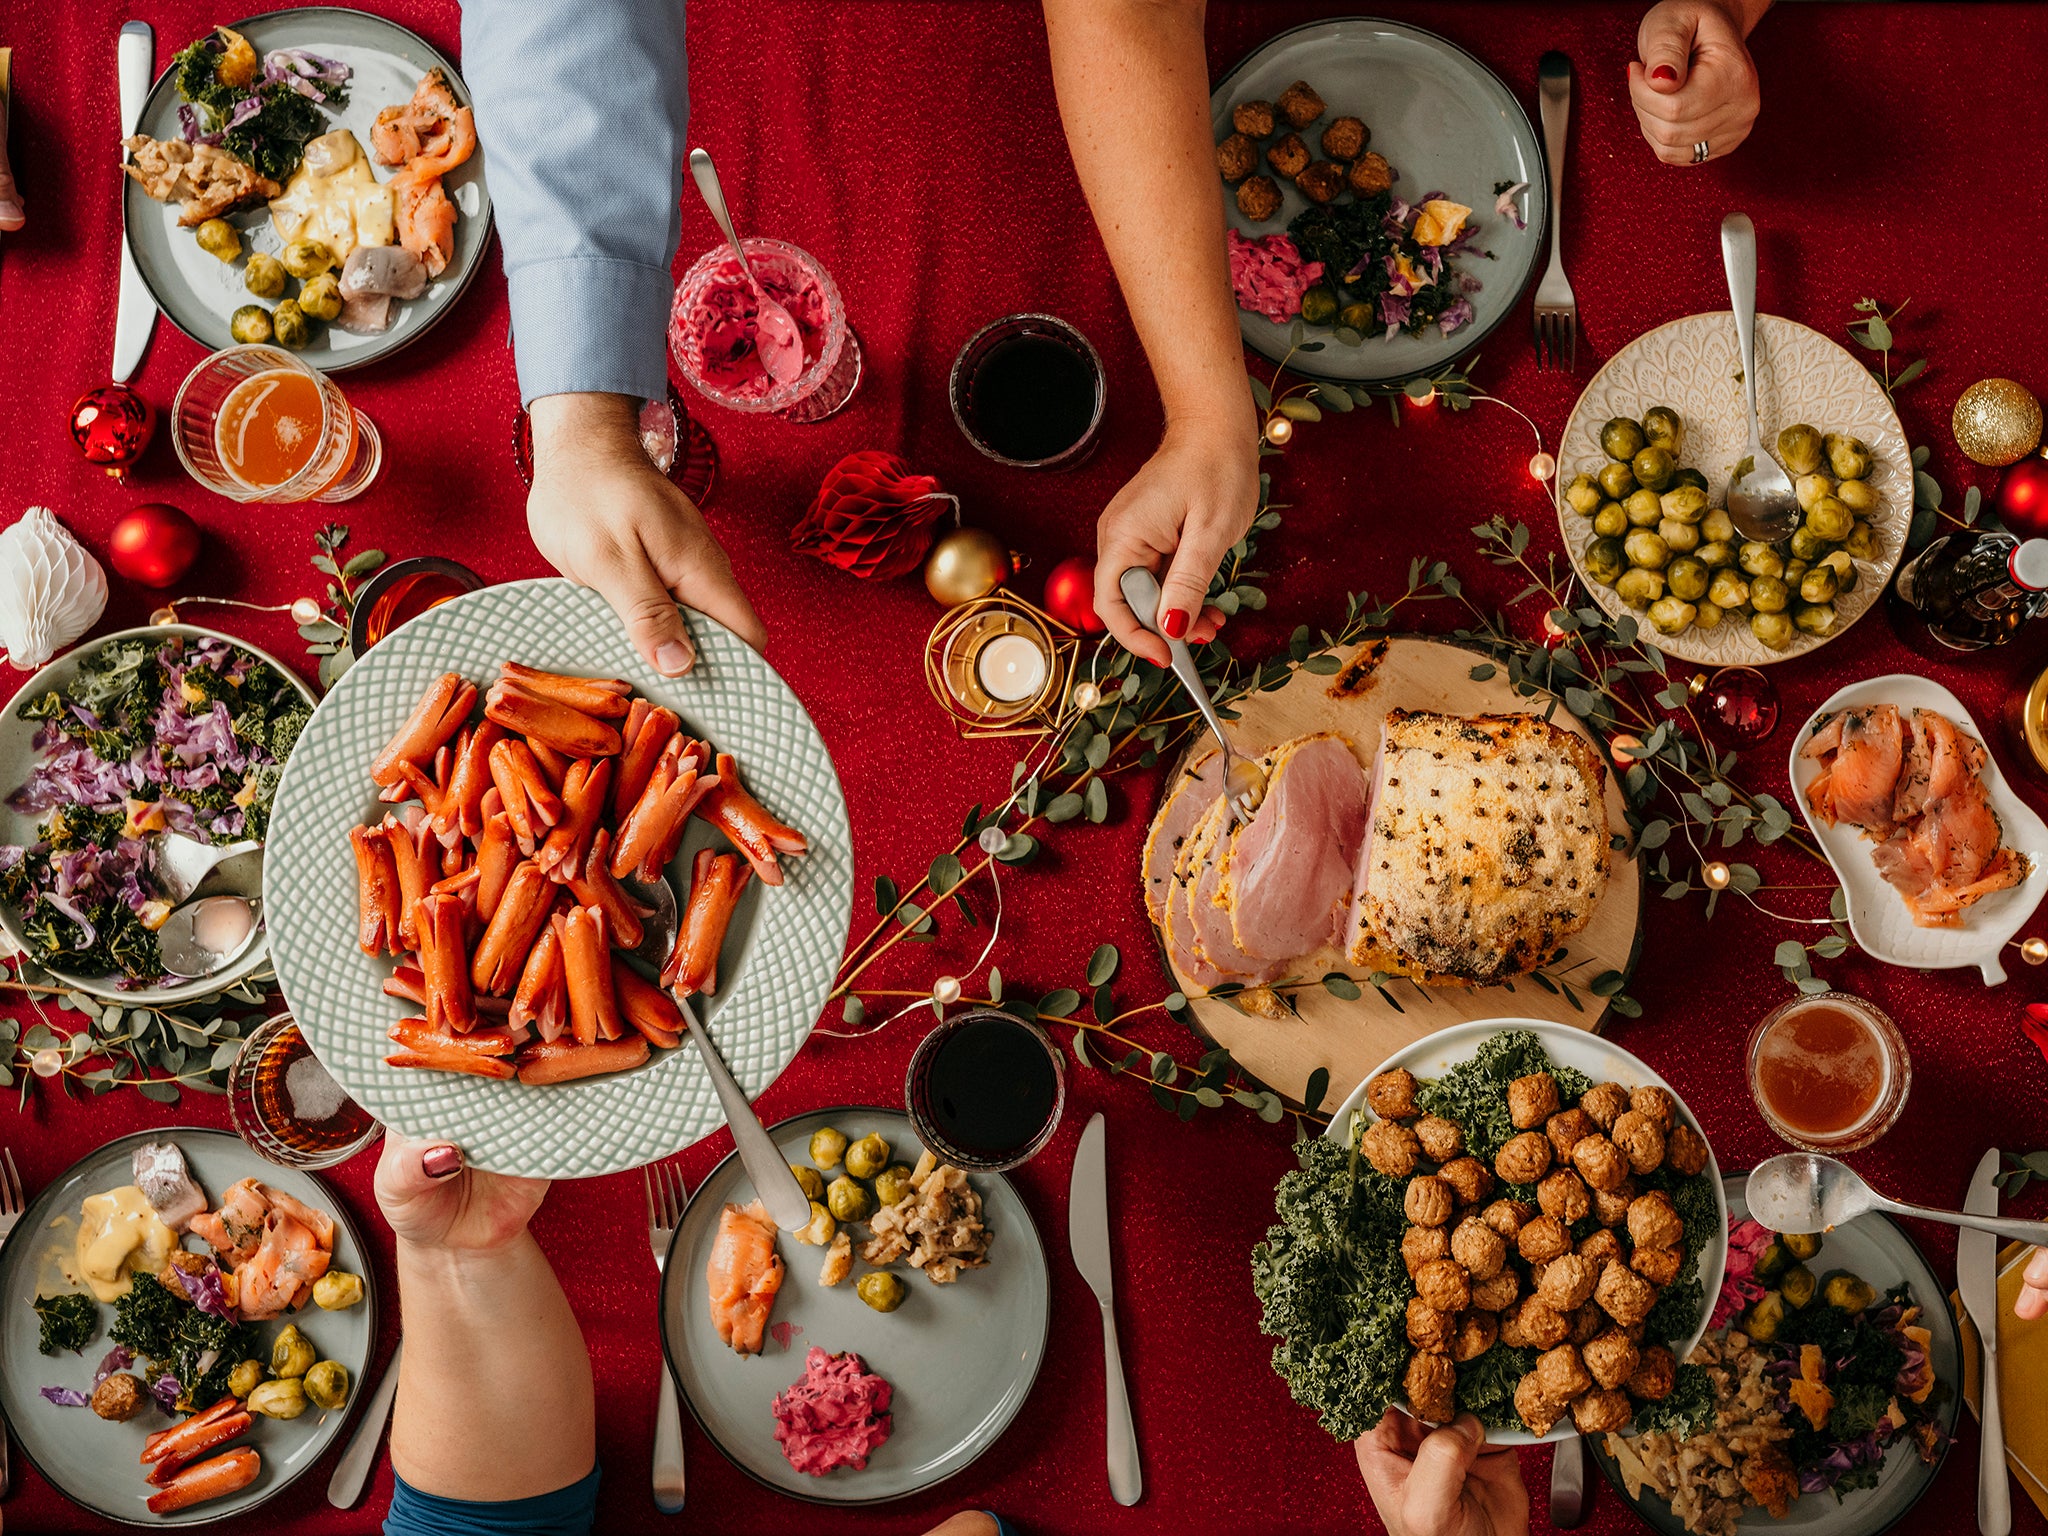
[1044,793,1084,824]
[842,995,867,1026]
[988,967,1004,1003]
[1087,944,1120,986]
[1037,988,1081,1019]
[1084,778,1108,823]
[1320,973,1362,1001]
[875,875,899,914]
[1302,1066,1330,1112]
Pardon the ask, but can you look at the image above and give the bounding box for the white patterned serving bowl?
[263,580,852,1178]
[1555,312,1910,666]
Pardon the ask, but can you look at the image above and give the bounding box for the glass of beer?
[227,1013,380,1169]
[172,345,382,503]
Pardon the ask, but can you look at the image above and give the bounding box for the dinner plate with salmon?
[1791,675,2048,983]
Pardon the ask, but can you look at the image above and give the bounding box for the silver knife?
[112,20,158,383]
[327,1340,402,1508]
[1549,1434,1588,1526]
[1069,1112,1141,1506]
[1961,1149,2010,1536]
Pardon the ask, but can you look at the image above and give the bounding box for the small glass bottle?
[1892,529,2048,650]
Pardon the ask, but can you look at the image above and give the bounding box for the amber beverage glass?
[227,1014,379,1169]
[1746,991,1911,1153]
[172,345,382,503]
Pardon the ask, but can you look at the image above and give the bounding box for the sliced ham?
[1179,798,1286,982]
[1219,733,1367,960]
[1143,751,1222,927]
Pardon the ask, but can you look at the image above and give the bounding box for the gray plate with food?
[1589,1170,1960,1536]
[0,1128,376,1526]
[123,8,491,369]
[1213,17,1545,383]
[660,1107,1049,1505]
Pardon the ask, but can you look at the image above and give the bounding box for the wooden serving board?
[1151,635,1641,1104]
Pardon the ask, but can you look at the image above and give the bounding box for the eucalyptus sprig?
[1994,1149,2048,1198]
[298,524,389,688]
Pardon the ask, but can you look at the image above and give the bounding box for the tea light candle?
[975,633,1048,703]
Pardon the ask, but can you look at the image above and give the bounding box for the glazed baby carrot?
[514,1034,649,1085]
[145,1447,261,1514]
[372,672,476,787]
[416,892,478,1034]
[488,738,563,850]
[499,661,633,719]
[566,828,645,949]
[612,701,681,816]
[699,752,809,886]
[484,680,623,758]
[509,914,568,1042]
[612,956,684,1049]
[663,849,752,996]
[537,755,614,882]
[470,860,554,995]
[351,825,402,956]
[562,904,622,1045]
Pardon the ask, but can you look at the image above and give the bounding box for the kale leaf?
[1454,1342,1534,1424]
[1414,1029,1591,1165]
[110,1274,257,1408]
[33,1292,100,1355]
[1629,1362,1716,1437]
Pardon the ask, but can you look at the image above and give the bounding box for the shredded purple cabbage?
[226,95,264,128]
[1378,293,1411,330]
[40,1386,90,1407]
[94,1345,134,1386]
[150,1374,182,1411]
[1439,297,1477,337]
[163,1260,236,1323]
[175,103,222,147]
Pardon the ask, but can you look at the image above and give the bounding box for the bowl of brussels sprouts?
[1554,312,1910,666]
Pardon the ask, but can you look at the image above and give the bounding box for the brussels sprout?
[844,1133,891,1180]
[1799,566,1840,604]
[791,1164,826,1201]
[1754,1239,1794,1284]
[1299,287,1339,326]
[1817,549,1858,590]
[1658,518,1700,554]
[1614,568,1665,610]
[226,1359,265,1400]
[1665,556,1709,602]
[271,299,311,350]
[1659,485,1709,525]
[809,1128,848,1170]
[856,1272,907,1313]
[304,1360,349,1410]
[1647,597,1697,636]
[1822,1271,1878,1313]
[1745,1291,1788,1342]
[1695,540,1736,570]
[1701,508,1736,544]
[1601,417,1648,462]
[796,1200,836,1246]
[1592,503,1628,538]
[244,253,287,298]
[1738,542,1786,579]
[1707,569,1751,610]
[1805,495,1855,543]
[1583,536,1627,587]
[1563,474,1604,516]
[249,1378,308,1419]
[873,1164,916,1209]
[1825,433,1874,481]
[1789,526,1827,561]
[1793,602,1837,636]
[1631,446,1676,493]
[1781,1264,1819,1310]
[1835,479,1877,516]
[1670,466,1710,494]
[1749,574,1790,614]
[1641,406,1685,454]
[1624,528,1671,570]
[1777,424,1824,476]
[1694,600,1725,630]
[1843,520,1879,561]
[1795,473,1836,515]
[281,238,335,279]
[1597,461,1638,501]
[195,218,242,262]
[1750,611,1794,651]
[271,1325,316,1379]
[1624,488,1664,528]
[229,304,272,344]
[1339,301,1374,333]
[1782,1232,1822,1261]
[313,1271,364,1310]
[299,272,343,323]
[826,1175,873,1222]
[1784,558,1808,585]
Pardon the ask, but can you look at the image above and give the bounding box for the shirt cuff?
[507,256,673,406]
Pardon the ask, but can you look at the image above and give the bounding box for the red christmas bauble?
[69,384,156,479]
[1042,555,1104,633]
[1997,453,2048,538]
[791,450,956,580]
[109,504,202,588]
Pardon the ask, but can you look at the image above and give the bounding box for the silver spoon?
[1719,213,1800,542]
[154,832,260,905]
[1747,1152,2048,1246]
[157,893,261,979]
[1119,567,1265,826]
[686,148,805,387]
[622,875,678,969]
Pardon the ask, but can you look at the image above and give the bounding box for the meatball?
[1451,1218,1507,1280]
[1215,133,1259,182]
[1595,1259,1658,1328]
[1481,1199,1534,1241]
[1538,1170,1591,1224]
[1631,1244,1683,1287]
[1236,175,1282,222]
[1232,99,1277,138]
[91,1372,146,1421]
[1537,1253,1597,1312]
[1471,1268,1521,1313]
[1320,115,1368,160]
[1509,1072,1561,1129]
[1630,1085,1677,1129]
[1416,1257,1473,1313]
[1499,1296,1569,1350]
[1405,1349,1458,1425]
[1572,1134,1629,1193]
[1450,1309,1499,1363]
[1583,1329,1641,1390]
[1368,1068,1422,1120]
[1276,79,1325,129]
[1494,1131,1552,1186]
[1295,161,1345,204]
[1403,1224,1452,1276]
[1666,1121,1710,1177]
[1592,1176,1637,1228]
[1437,1157,1495,1208]
[1535,1343,1592,1403]
[1628,1344,1678,1401]
[1517,1214,1571,1264]
[1405,1175,1456,1228]
[1577,1229,1625,1271]
[1569,1302,1606,1347]
[1347,151,1392,196]
[1266,132,1311,181]
[1407,1296,1456,1352]
[1546,1107,1597,1162]
[1414,1114,1464,1163]
[1574,1388,1634,1433]
[1579,1081,1629,1130]
[1610,1110,1666,1174]
[1514,1372,1564,1435]
[1628,1191,1684,1251]
[1361,1118,1422,1178]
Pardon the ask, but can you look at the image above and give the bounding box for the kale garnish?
[1629,1362,1716,1437]
[110,1274,257,1408]
[33,1292,100,1355]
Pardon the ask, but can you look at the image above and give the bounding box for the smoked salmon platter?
[0,1129,376,1526]
[1791,675,2048,983]
[264,580,853,1178]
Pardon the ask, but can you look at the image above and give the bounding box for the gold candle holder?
[924,589,1080,739]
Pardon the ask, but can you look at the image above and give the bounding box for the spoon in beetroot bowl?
[687,148,805,386]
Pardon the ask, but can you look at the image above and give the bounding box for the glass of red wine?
[905,1007,1066,1172]
[949,314,1105,470]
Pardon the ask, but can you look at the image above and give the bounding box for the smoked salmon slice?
[706,1200,784,1356]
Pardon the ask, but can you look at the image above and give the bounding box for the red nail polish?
[1651,64,1678,82]
[422,1144,462,1179]
[1161,608,1188,639]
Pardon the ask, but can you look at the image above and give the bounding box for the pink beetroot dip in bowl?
[669,237,856,419]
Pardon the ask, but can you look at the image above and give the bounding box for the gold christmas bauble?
[1953,378,2044,466]
[924,526,1012,605]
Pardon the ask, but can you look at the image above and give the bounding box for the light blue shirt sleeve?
[460,0,687,404]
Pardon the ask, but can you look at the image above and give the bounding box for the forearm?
[1043,0,1251,435]
[529,391,644,466]
[389,1235,595,1500]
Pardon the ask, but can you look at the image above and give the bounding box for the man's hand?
[1628,0,1768,166]
[373,1133,548,1254]
[1093,419,1258,667]
[2017,1246,2048,1322]
[526,392,764,675]
[1357,1410,1531,1536]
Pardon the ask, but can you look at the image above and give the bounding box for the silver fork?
[0,1147,22,1497]
[1532,51,1577,370]
[643,1161,688,1514]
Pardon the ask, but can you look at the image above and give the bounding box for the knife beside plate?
[112,19,158,383]
[1070,1112,1142,1506]
[1962,1148,2011,1536]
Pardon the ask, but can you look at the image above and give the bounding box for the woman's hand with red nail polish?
[1628,0,1769,166]
[373,1131,549,1253]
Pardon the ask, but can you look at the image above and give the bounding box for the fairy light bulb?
[1609,732,1643,765]
[1529,451,1556,482]
[932,975,963,1007]
[31,1047,62,1078]
[290,596,323,625]
[1263,416,1294,446]
[1071,681,1102,712]
[2024,936,2048,965]
[977,826,1008,856]
[150,606,178,626]
[1702,862,1731,890]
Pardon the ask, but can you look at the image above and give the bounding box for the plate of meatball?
[1325,1020,1728,1446]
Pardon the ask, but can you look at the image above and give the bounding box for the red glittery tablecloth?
[4,3,2048,1532]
